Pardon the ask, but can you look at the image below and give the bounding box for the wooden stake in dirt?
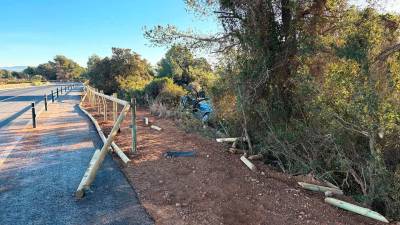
[103,96,107,121]
[130,98,137,154]
[113,93,117,122]
[248,154,263,160]
[150,125,162,131]
[324,197,389,223]
[240,155,257,171]
[76,103,130,199]
[298,182,343,195]
[216,137,245,143]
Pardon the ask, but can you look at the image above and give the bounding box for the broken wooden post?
[150,125,162,131]
[216,137,245,143]
[248,154,263,160]
[324,197,389,223]
[240,155,257,171]
[75,149,100,198]
[298,182,343,195]
[75,103,131,198]
[78,104,130,164]
[130,98,137,154]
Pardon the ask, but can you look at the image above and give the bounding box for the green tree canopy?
[53,55,85,80]
[157,45,215,87]
[87,48,154,94]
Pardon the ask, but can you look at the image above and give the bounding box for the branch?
[374,43,400,62]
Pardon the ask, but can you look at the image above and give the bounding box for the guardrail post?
[31,102,36,128]
[51,90,54,103]
[130,98,137,154]
[44,95,48,111]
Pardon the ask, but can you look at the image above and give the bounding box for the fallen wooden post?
[323,179,340,190]
[248,154,263,160]
[228,148,245,154]
[75,149,101,199]
[216,137,245,143]
[150,125,162,131]
[78,104,130,164]
[298,182,343,195]
[325,197,389,223]
[76,102,131,198]
[240,155,257,171]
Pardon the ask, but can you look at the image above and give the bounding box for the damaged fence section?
[75,85,137,198]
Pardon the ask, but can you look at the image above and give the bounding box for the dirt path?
[84,103,393,225]
[0,89,153,225]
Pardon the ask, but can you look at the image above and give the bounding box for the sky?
[0,0,399,68]
[0,0,219,67]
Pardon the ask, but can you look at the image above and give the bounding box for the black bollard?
[57,88,59,97]
[44,95,48,111]
[31,102,36,128]
[51,90,54,103]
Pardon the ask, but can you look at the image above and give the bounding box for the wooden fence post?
[130,98,137,154]
[113,93,117,122]
[103,96,107,121]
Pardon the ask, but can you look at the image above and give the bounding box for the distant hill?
[0,66,28,72]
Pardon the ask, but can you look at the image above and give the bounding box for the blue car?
[180,96,213,122]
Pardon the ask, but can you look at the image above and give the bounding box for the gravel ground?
[83,101,396,225]
[0,88,153,225]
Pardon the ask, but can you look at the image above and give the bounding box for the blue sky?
[0,0,399,68]
[0,0,219,67]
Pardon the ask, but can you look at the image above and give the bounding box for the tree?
[157,45,215,87]
[23,66,36,77]
[87,54,101,71]
[0,69,12,79]
[53,55,85,80]
[87,48,154,94]
[145,0,400,219]
[36,63,57,80]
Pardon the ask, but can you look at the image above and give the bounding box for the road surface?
[0,84,64,128]
[0,86,154,225]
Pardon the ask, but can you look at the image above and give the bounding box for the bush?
[144,77,187,107]
[31,75,44,86]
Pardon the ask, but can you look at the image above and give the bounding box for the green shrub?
[144,77,187,107]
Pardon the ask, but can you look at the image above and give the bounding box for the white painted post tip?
[324,197,389,223]
[216,137,245,143]
[240,156,257,171]
[298,182,343,195]
[150,125,162,131]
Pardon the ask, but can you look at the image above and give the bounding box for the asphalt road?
[0,86,154,225]
[0,84,65,128]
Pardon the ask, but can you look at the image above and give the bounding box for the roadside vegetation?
[30,0,398,221]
